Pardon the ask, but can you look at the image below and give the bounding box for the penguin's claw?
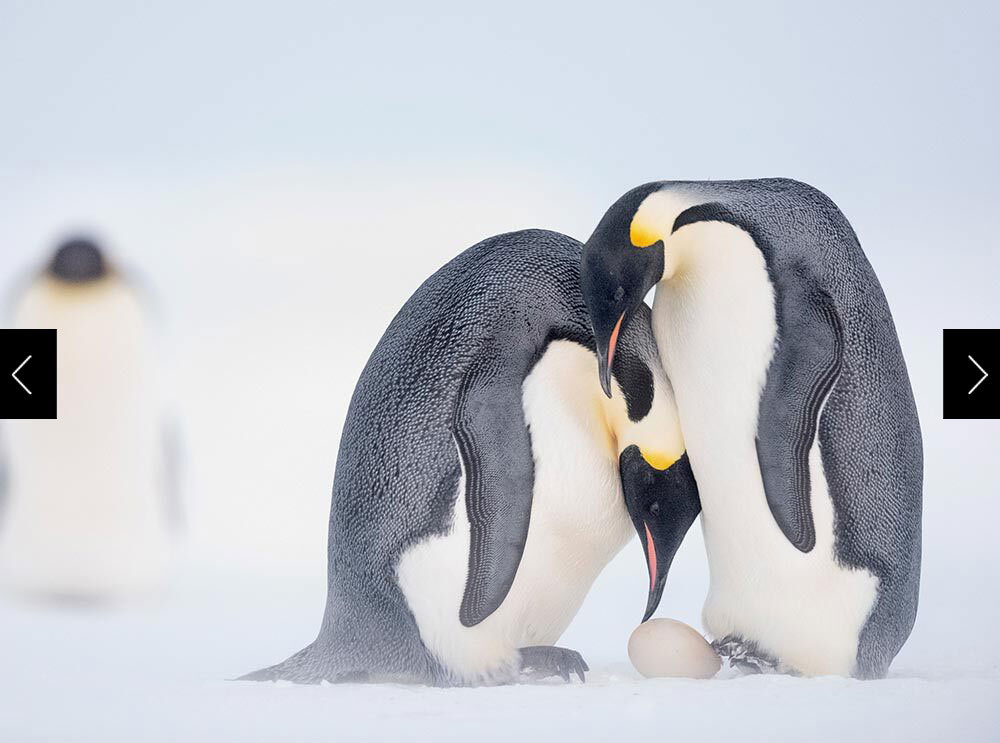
[712,636,780,675]
[519,646,588,683]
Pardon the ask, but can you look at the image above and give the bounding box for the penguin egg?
[628,618,721,679]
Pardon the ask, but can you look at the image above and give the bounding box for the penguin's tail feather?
[237,641,342,684]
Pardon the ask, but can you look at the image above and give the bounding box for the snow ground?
[2,565,998,743]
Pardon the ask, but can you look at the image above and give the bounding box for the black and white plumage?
[581,179,922,679]
[243,229,700,685]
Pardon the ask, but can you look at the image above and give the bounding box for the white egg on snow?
[628,618,721,679]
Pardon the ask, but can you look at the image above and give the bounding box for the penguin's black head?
[619,446,701,622]
[48,237,108,283]
[582,184,665,397]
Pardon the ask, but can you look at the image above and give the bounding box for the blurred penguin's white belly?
[0,280,172,599]
[397,341,631,684]
[654,221,878,676]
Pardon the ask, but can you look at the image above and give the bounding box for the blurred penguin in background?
[0,237,178,602]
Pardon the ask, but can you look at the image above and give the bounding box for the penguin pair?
[581,179,922,678]
[244,229,700,685]
[0,239,177,601]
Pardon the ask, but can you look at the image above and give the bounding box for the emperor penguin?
[0,238,177,600]
[580,179,922,679]
[242,229,700,686]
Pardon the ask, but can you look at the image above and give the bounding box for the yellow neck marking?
[640,449,679,471]
[630,215,662,248]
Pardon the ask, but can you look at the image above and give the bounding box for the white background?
[0,1,998,740]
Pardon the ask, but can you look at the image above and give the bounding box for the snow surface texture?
[1,577,998,743]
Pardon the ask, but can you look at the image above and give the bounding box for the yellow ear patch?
[630,216,662,248]
[640,449,679,471]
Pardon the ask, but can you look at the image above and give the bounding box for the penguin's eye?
[648,501,660,518]
[613,286,625,303]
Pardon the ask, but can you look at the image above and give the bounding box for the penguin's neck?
[652,220,778,523]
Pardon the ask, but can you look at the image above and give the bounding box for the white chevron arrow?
[11,355,31,395]
[968,355,988,395]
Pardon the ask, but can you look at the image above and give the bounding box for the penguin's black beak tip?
[598,357,614,398]
[642,573,667,623]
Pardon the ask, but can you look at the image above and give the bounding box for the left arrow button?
[0,330,56,418]
[12,355,32,395]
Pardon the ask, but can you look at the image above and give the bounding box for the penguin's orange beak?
[598,313,625,397]
[644,522,658,592]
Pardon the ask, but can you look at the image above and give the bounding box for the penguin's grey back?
[328,230,594,567]
[669,178,923,677]
[248,228,662,683]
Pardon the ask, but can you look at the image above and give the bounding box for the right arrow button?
[944,330,1000,419]
[968,355,989,395]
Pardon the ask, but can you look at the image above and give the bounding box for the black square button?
[0,329,57,419]
[943,329,999,420]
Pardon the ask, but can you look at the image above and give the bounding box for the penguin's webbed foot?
[519,645,589,683]
[712,636,780,675]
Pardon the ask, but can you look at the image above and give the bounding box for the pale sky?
[1,0,996,219]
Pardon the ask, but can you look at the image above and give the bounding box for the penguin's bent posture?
[244,229,699,685]
[0,238,176,600]
[581,179,922,679]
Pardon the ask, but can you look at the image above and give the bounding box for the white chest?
[652,220,877,676]
[654,221,778,527]
[396,341,632,684]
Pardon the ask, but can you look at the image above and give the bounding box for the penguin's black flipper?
[755,269,844,553]
[453,357,535,628]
